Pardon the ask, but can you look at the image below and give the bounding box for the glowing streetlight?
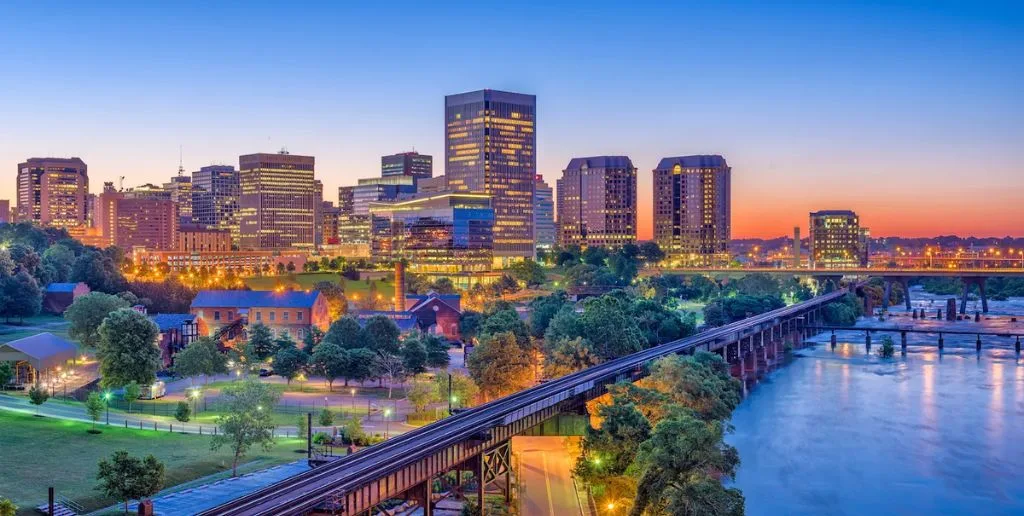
[384,407,392,439]
[103,391,112,424]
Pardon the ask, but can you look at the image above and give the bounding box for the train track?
[201,290,846,515]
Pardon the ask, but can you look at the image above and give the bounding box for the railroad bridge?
[201,290,846,516]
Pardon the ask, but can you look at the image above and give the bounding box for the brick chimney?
[394,260,406,311]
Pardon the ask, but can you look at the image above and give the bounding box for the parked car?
[259,368,273,377]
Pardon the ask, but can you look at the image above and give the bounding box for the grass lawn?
[243,272,396,301]
[0,316,74,345]
[0,411,307,513]
[677,300,707,326]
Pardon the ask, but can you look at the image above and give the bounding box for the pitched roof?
[407,292,461,314]
[45,282,81,293]
[149,313,196,332]
[564,156,635,170]
[354,311,421,332]
[191,290,322,309]
[656,155,728,170]
[0,332,78,371]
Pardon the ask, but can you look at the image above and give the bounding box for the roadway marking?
[543,451,555,516]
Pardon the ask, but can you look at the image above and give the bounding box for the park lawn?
[0,317,74,345]
[0,411,307,513]
[677,300,707,326]
[243,272,395,300]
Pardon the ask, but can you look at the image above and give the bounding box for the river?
[729,287,1024,515]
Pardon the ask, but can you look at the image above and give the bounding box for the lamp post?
[103,391,111,425]
[384,408,392,439]
[447,373,453,414]
[349,388,355,411]
[190,388,201,415]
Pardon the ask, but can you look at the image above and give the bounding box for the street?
[512,436,586,516]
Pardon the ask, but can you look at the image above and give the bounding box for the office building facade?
[652,155,731,265]
[351,176,417,216]
[96,191,179,251]
[809,210,869,268]
[533,175,555,251]
[556,156,637,249]
[237,152,317,250]
[164,174,194,225]
[192,165,240,244]
[445,89,536,264]
[382,151,433,184]
[16,157,89,228]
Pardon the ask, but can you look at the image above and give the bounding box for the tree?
[644,353,741,424]
[1,270,42,322]
[318,407,335,426]
[582,246,610,267]
[507,259,546,288]
[374,352,407,398]
[574,398,651,491]
[314,281,347,320]
[343,348,377,385]
[630,412,743,516]
[71,250,127,294]
[434,370,479,408]
[0,497,16,516]
[85,391,105,430]
[406,377,437,413]
[878,335,896,358]
[421,333,451,369]
[28,383,49,414]
[65,292,131,350]
[173,337,226,385]
[97,308,161,389]
[0,362,12,391]
[578,295,645,360]
[466,332,534,401]
[363,315,401,355]
[478,309,531,351]
[296,413,309,439]
[458,310,485,342]
[175,401,191,422]
[244,323,275,363]
[309,341,348,391]
[544,337,599,378]
[210,379,281,476]
[302,326,324,353]
[429,277,458,295]
[96,451,166,514]
[400,338,428,375]
[322,316,363,349]
[638,241,665,264]
[122,381,141,413]
[528,292,569,338]
[273,345,308,385]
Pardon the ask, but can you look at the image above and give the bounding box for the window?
[297,311,303,321]
[297,328,304,339]
[227,311,233,320]
[214,311,220,321]
[255,311,261,321]
[269,311,276,322]
[283,312,289,322]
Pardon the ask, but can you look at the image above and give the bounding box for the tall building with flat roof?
[238,152,317,250]
[96,191,179,251]
[652,155,731,265]
[557,156,637,249]
[809,210,869,268]
[533,175,555,251]
[338,186,355,216]
[164,174,194,225]
[351,176,417,216]
[192,165,240,245]
[382,152,433,184]
[445,89,536,264]
[16,157,89,228]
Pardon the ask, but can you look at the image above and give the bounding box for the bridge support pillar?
[976,335,982,352]
[830,332,837,350]
[901,277,912,311]
[900,331,907,355]
[882,279,892,312]
[979,279,988,314]
[865,331,872,352]
[960,281,969,315]
[938,333,944,350]
[410,477,434,516]
[1016,337,1021,354]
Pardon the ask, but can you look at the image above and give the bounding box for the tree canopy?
[65,292,131,350]
[97,308,161,388]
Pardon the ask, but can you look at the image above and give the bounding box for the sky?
[1,1,1021,239]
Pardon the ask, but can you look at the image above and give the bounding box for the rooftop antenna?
[118,176,125,191]
[177,145,185,176]
[279,146,289,155]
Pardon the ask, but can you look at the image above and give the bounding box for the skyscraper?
[445,89,536,264]
[556,156,637,249]
[338,186,355,216]
[237,151,317,250]
[533,175,555,251]
[164,173,194,225]
[809,210,869,268]
[16,157,89,228]
[652,155,731,265]
[192,165,240,244]
[382,151,433,184]
[96,190,179,251]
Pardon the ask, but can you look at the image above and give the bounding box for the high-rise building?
[237,152,317,250]
[16,157,89,229]
[96,190,179,251]
[533,175,555,251]
[320,201,340,245]
[179,224,232,253]
[314,180,324,247]
[445,89,536,264]
[350,176,417,216]
[124,183,171,201]
[652,155,731,265]
[556,156,637,249]
[382,151,433,184]
[338,186,355,216]
[0,200,10,224]
[417,176,448,195]
[809,210,869,268]
[164,173,194,225]
[192,165,240,245]
[369,193,494,274]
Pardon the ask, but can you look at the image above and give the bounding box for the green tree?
[210,379,281,476]
[96,450,166,514]
[575,398,651,486]
[544,337,599,378]
[630,298,694,347]
[0,497,16,516]
[578,295,645,360]
[65,292,131,350]
[28,383,49,414]
[343,348,377,385]
[1,270,42,322]
[296,413,309,439]
[173,337,226,385]
[318,407,335,426]
[400,338,428,375]
[85,391,105,430]
[429,277,458,295]
[244,323,275,363]
[878,335,896,358]
[122,381,141,413]
[302,326,325,353]
[322,316,363,349]
[363,315,401,355]
[630,412,743,516]
[458,310,485,342]
[434,370,479,408]
[478,309,531,351]
[314,281,347,320]
[507,259,546,287]
[0,362,13,390]
[175,401,191,422]
[420,333,451,369]
[645,353,741,423]
[528,292,569,338]
[97,308,161,388]
[406,377,437,413]
[638,241,665,264]
[309,341,348,391]
[273,345,308,385]
[466,332,534,401]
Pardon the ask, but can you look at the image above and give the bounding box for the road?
[513,436,585,516]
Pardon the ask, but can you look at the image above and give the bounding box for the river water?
[729,287,1024,515]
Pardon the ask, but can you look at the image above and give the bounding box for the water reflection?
[729,295,1024,515]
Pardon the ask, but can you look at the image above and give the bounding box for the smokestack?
[793,226,801,269]
[394,260,406,311]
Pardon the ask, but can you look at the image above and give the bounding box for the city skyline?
[1,2,1021,239]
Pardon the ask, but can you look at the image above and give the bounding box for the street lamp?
[190,388,201,414]
[324,396,329,411]
[103,391,111,424]
[349,388,356,410]
[384,408,392,439]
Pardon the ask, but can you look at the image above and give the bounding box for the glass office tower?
[653,155,731,265]
[445,89,535,265]
[237,152,317,250]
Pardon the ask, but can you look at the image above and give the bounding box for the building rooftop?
[0,332,79,371]
[564,156,635,170]
[150,313,197,332]
[656,155,728,170]
[45,282,82,293]
[191,290,322,309]
[354,311,421,332]
[810,210,859,217]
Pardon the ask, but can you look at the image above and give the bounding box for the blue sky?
[1,1,1021,237]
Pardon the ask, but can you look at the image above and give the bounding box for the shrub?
[312,432,332,445]
[318,408,335,427]
[877,335,896,359]
[175,401,191,422]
